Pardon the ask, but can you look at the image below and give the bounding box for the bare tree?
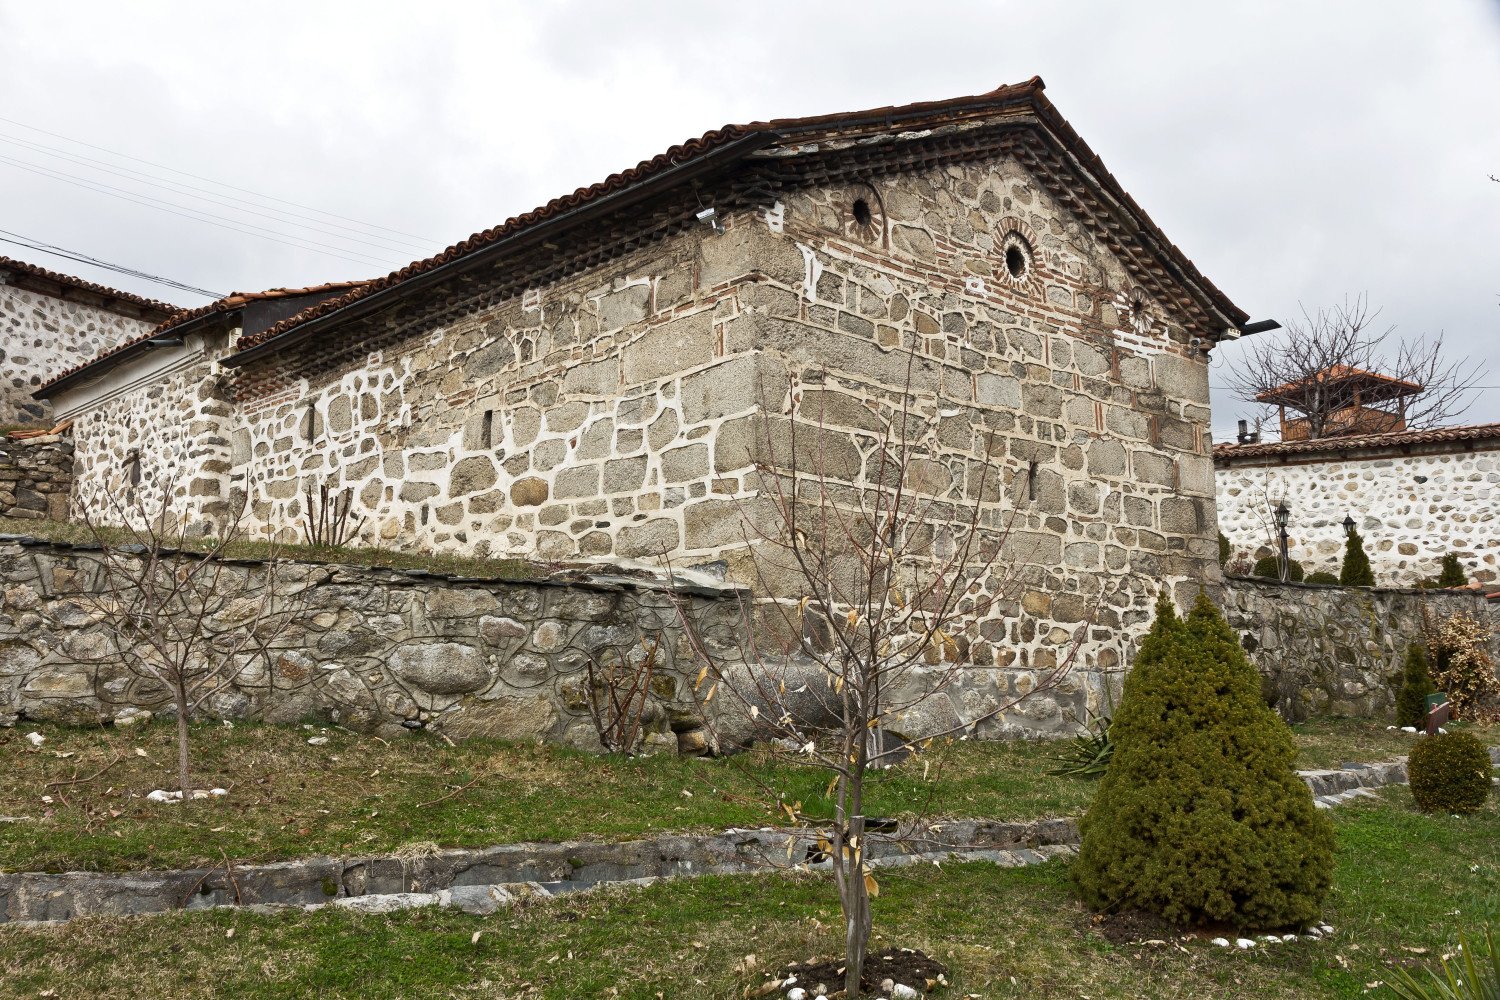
[1226,295,1485,440]
[668,350,1095,996]
[71,480,319,797]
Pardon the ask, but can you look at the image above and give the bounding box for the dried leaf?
[864,870,880,898]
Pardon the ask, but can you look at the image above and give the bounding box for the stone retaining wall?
[0,535,747,749]
[0,536,1108,747]
[0,435,72,521]
[1220,576,1498,720]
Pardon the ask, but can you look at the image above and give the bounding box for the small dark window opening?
[126,451,142,487]
[481,409,495,449]
[852,198,873,227]
[1026,460,1038,502]
[303,403,321,444]
[1006,244,1028,280]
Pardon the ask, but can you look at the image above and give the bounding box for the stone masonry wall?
[0,435,73,521]
[0,536,739,749]
[1221,575,1499,721]
[0,536,1104,744]
[0,284,156,426]
[3,539,1478,745]
[1216,445,1500,586]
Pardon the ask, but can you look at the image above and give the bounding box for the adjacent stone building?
[36,80,1260,728]
[1216,423,1500,585]
[0,256,177,426]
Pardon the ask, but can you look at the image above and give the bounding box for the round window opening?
[852,198,873,227]
[1005,243,1029,280]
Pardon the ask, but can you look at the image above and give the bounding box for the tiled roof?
[1255,364,1425,405]
[37,280,369,396]
[1214,422,1500,461]
[230,77,1247,362]
[0,255,179,316]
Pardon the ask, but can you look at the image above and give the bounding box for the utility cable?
[0,113,437,244]
[0,229,223,298]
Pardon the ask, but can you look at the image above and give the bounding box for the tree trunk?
[840,765,872,997]
[173,677,192,798]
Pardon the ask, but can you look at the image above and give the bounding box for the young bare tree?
[1226,295,1486,440]
[668,350,1096,996]
[72,480,319,797]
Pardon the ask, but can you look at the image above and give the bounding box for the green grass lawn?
[2,717,1490,875]
[0,789,1494,999]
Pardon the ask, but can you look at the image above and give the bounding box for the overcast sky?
[2,1,1497,438]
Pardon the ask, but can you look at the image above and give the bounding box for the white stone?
[307,736,330,745]
[1211,937,1231,947]
[333,892,440,914]
[24,732,44,747]
[1235,938,1257,949]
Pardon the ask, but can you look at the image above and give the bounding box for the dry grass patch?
[0,716,1489,875]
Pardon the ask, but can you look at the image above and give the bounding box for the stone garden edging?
[5,753,1464,926]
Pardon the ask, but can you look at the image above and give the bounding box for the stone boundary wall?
[1216,442,1500,586]
[0,435,73,521]
[1221,576,1499,720]
[0,535,746,750]
[0,536,1104,747]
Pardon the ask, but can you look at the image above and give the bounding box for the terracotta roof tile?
[233,78,1247,360]
[0,255,179,316]
[1214,422,1500,461]
[37,280,370,395]
[1255,364,1426,404]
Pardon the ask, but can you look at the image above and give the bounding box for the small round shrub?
[1407,731,1492,814]
[1073,593,1335,929]
[1253,556,1305,582]
[1304,570,1340,585]
[1395,642,1436,729]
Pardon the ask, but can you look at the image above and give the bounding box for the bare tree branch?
[1226,295,1486,440]
[663,347,1098,994]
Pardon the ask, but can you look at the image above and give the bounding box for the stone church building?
[36,79,1255,693]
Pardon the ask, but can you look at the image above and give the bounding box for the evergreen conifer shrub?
[1340,529,1376,587]
[1073,593,1336,929]
[1395,643,1437,729]
[1435,553,1467,588]
[1305,570,1340,585]
[1218,531,1232,566]
[1407,731,1492,814]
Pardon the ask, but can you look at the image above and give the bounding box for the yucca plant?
[1048,690,1116,778]
[1386,928,1500,1000]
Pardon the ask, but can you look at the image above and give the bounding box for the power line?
[0,229,224,298]
[0,131,432,255]
[0,154,401,270]
[0,113,438,245]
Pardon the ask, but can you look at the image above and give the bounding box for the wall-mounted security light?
[695,206,724,234]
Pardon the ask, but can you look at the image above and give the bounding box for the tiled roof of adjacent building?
[1214,422,1500,462]
[227,77,1249,364]
[37,280,370,396]
[1254,363,1426,406]
[0,255,179,317]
